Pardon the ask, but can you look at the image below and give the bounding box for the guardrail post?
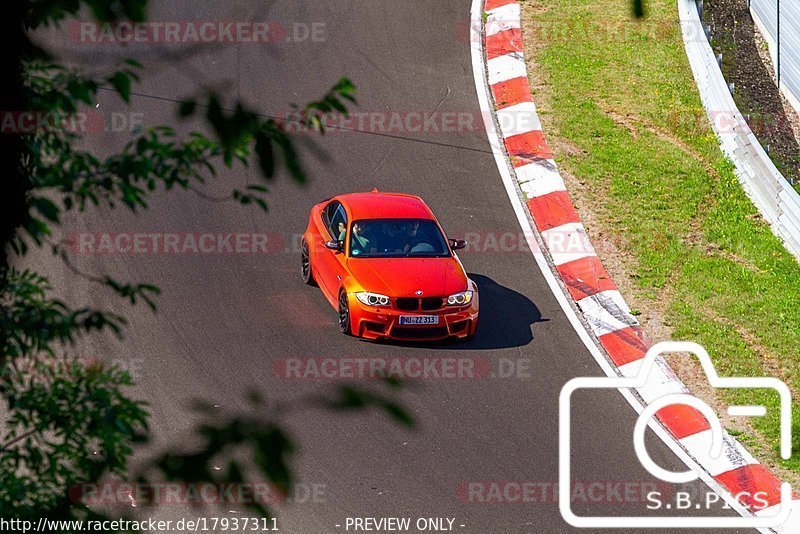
[777,0,781,86]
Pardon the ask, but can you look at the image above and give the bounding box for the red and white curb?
[474,0,800,529]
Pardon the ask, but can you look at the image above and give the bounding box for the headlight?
[446,290,474,306]
[356,292,390,307]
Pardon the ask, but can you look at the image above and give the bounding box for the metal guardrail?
[679,0,800,263]
[749,0,800,113]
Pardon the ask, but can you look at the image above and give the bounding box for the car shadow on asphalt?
[374,274,546,350]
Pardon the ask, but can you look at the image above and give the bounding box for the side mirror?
[325,240,344,252]
[449,239,468,250]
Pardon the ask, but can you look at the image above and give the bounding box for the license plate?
[399,315,439,325]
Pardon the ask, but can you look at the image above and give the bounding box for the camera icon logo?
[559,341,793,529]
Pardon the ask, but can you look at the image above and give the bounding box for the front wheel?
[338,291,352,335]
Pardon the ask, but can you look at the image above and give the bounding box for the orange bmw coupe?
[301,191,479,341]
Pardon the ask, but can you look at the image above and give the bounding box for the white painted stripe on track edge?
[485,3,521,36]
[516,161,565,197]
[486,54,526,85]
[467,0,766,529]
[680,430,759,476]
[540,222,596,267]
[620,356,688,403]
[576,289,637,336]
[495,102,542,138]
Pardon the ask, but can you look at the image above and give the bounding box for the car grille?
[421,297,444,310]
[395,298,419,311]
[394,297,445,311]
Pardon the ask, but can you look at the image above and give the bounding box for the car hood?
[346,257,467,297]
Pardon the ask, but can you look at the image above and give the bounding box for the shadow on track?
[375,274,545,350]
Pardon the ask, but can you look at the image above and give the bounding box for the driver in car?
[402,221,429,253]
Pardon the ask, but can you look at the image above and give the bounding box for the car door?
[316,200,349,304]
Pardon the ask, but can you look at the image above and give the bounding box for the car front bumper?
[349,295,479,341]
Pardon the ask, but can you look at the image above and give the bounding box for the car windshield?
[348,219,450,258]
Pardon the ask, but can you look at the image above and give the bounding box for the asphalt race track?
[40,1,752,532]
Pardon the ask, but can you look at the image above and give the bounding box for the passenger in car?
[350,223,370,255]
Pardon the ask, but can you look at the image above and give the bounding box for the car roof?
[336,192,435,221]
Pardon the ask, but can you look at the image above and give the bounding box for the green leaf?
[333,77,357,103]
[254,132,275,179]
[31,197,61,223]
[178,100,197,117]
[380,401,414,427]
[108,72,132,102]
[66,79,94,106]
[275,135,304,183]
[327,98,348,114]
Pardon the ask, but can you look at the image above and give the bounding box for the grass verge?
[520,0,800,479]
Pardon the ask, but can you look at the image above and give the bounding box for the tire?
[338,290,352,335]
[301,238,316,286]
